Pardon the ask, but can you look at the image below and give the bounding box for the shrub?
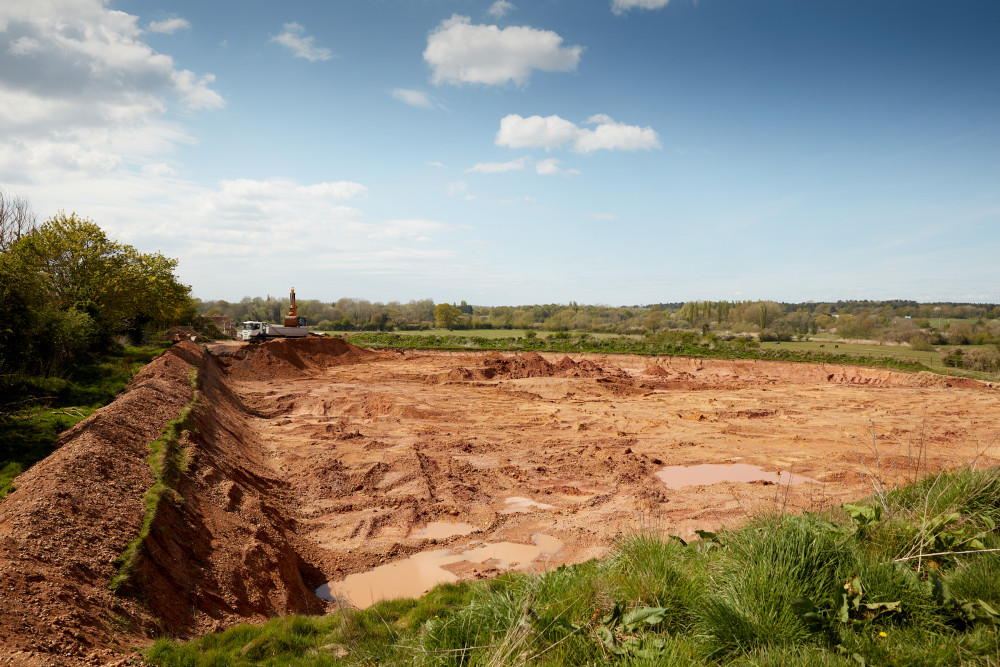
[961,347,1000,372]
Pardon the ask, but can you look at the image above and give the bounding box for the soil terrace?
[2,338,998,664]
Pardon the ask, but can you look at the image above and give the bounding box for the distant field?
[759,340,978,371]
[319,328,635,341]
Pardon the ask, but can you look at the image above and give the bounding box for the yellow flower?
[879,631,887,638]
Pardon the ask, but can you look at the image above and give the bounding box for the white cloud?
[496,114,660,153]
[0,0,222,188]
[368,219,452,242]
[141,163,178,176]
[535,158,580,176]
[426,161,446,168]
[612,0,671,14]
[390,88,439,109]
[446,181,468,197]
[424,15,582,86]
[495,114,580,149]
[147,17,191,34]
[271,22,333,62]
[466,157,529,173]
[488,1,516,19]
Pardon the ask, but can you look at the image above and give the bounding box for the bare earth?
[2,338,998,664]
[227,343,1000,603]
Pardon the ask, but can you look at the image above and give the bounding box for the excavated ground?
[2,338,998,664]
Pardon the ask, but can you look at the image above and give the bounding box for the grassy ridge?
[110,369,198,594]
[147,465,1000,666]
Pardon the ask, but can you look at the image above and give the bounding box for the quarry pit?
[2,337,998,664]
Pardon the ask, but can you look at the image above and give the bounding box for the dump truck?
[239,287,309,342]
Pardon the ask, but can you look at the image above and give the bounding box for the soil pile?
[0,341,328,665]
[157,325,205,343]
[216,336,373,381]
[448,352,607,381]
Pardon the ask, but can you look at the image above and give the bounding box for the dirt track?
[2,338,998,664]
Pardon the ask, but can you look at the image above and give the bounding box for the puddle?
[501,496,556,513]
[655,463,817,490]
[409,521,477,540]
[318,533,563,608]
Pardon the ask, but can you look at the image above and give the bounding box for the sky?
[2,0,999,306]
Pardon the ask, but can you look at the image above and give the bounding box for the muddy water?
[318,534,564,608]
[408,522,477,540]
[501,496,556,513]
[656,463,817,489]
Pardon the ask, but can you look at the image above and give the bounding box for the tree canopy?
[0,212,191,377]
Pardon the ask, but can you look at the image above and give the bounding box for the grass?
[0,344,168,500]
[147,464,1000,666]
[760,340,947,369]
[110,369,199,594]
[760,340,1000,376]
[318,328,636,341]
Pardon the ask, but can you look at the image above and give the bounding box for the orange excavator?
[239,287,309,342]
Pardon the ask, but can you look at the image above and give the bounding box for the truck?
[239,320,308,342]
[239,287,310,342]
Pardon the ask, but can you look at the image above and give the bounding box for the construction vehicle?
[239,287,309,342]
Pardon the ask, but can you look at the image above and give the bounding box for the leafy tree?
[0,212,190,376]
[434,303,463,330]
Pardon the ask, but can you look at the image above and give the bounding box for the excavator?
[239,287,309,342]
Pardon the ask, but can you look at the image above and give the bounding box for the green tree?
[0,213,191,376]
[434,303,463,330]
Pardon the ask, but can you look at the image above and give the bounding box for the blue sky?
[2,0,998,305]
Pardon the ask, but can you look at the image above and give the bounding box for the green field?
[760,341,947,369]
[318,328,635,341]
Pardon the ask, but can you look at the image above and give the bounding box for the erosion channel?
[2,337,998,664]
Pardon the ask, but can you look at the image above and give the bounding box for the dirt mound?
[0,342,326,665]
[449,352,607,381]
[217,336,373,381]
[158,325,205,343]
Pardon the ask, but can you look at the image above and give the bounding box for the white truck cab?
[240,320,309,342]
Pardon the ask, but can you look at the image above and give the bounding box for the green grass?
[760,340,947,369]
[147,466,1000,666]
[318,328,636,341]
[0,344,168,500]
[110,369,199,594]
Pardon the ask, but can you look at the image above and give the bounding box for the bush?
[961,348,1000,372]
[909,333,934,351]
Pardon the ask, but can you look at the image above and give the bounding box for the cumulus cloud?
[271,22,333,62]
[612,0,671,13]
[466,157,529,173]
[424,15,582,86]
[147,17,191,34]
[496,114,660,153]
[535,158,580,176]
[488,1,516,19]
[390,88,440,109]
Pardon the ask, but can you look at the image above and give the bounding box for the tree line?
[198,295,1000,342]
